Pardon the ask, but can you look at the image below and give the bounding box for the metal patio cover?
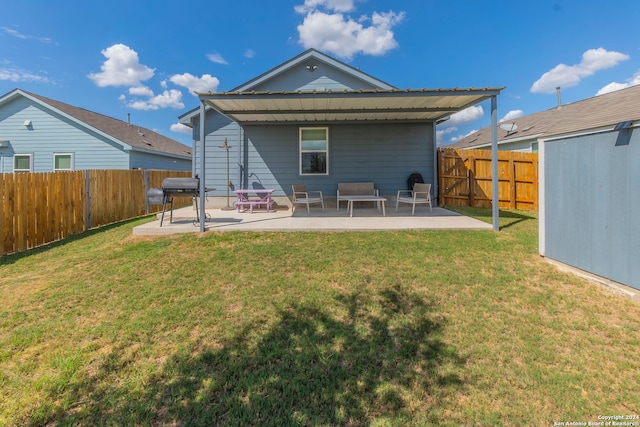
[197,87,504,123]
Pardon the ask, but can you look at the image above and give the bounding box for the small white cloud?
[0,65,51,83]
[170,122,192,134]
[531,48,629,93]
[128,85,154,97]
[169,73,220,95]
[244,49,256,59]
[206,52,229,65]
[2,26,58,44]
[596,70,640,95]
[499,110,524,123]
[295,0,355,13]
[444,105,484,127]
[88,44,155,87]
[126,89,184,111]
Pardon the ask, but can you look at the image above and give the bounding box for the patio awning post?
[491,95,499,231]
[199,101,206,233]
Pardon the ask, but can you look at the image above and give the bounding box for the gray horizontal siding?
[544,129,640,290]
[251,62,380,92]
[130,151,191,171]
[202,122,434,198]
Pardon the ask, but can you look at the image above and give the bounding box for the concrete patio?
[132,204,493,235]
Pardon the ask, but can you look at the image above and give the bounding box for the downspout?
[199,100,206,233]
[491,95,499,231]
[432,125,438,203]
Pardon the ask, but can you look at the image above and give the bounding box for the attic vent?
[521,126,534,132]
[142,140,153,146]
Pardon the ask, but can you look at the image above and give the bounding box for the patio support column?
[199,100,206,233]
[491,95,499,231]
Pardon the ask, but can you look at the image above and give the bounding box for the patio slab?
[132,205,493,235]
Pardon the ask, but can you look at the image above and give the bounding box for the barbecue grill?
[147,176,212,226]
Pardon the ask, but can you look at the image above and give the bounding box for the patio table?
[233,189,274,213]
[343,195,387,217]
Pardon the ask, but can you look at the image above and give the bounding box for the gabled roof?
[232,48,396,92]
[1,89,192,159]
[450,84,640,149]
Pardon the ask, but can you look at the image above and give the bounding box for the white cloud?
[436,127,478,146]
[0,66,51,83]
[244,49,256,59]
[126,89,184,111]
[170,122,192,134]
[531,48,629,93]
[169,73,220,95]
[128,85,154,97]
[88,44,155,87]
[2,26,58,44]
[596,70,640,95]
[206,52,229,65]
[295,0,355,13]
[500,110,524,122]
[296,7,404,60]
[444,105,484,127]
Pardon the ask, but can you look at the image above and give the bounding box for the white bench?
[337,182,379,210]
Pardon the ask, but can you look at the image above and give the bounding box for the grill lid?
[161,177,199,191]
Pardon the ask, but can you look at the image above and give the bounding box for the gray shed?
[539,123,640,290]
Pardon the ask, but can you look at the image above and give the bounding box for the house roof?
[198,87,504,123]
[1,89,192,159]
[232,48,396,92]
[450,84,640,149]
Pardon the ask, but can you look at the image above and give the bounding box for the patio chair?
[292,184,324,215]
[396,183,432,215]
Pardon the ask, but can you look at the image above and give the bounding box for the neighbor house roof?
[450,84,640,149]
[1,89,192,159]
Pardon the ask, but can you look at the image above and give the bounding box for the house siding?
[543,129,640,290]
[130,151,191,170]
[251,62,380,92]
[205,122,433,198]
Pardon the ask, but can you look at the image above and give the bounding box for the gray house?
[0,89,192,173]
[180,49,502,215]
[450,84,640,153]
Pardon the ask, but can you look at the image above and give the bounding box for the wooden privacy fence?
[438,148,538,211]
[1,169,191,256]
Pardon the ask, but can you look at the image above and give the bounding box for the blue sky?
[2,0,640,146]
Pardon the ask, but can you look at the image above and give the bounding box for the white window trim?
[13,154,33,172]
[53,153,74,171]
[299,126,329,176]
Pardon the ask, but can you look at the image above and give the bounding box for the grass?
[1,208,639,426]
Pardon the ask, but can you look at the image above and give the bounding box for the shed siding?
[219,122,434,197]
[544,129,640,290]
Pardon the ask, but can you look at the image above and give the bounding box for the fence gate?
[438,148,538,211]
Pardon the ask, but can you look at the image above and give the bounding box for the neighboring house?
[179,49,503,210]
[0,89,192,173]
[449,84,640,153]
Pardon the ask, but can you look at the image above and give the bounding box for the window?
[14,154,32,172]
[300,127,328,175]
[54,153,73,171]
[531,142,538,153]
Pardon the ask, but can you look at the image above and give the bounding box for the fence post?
[144,170,150,215]
[84,170,91,231]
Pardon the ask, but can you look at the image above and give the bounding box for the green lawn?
[1,208,638,426]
